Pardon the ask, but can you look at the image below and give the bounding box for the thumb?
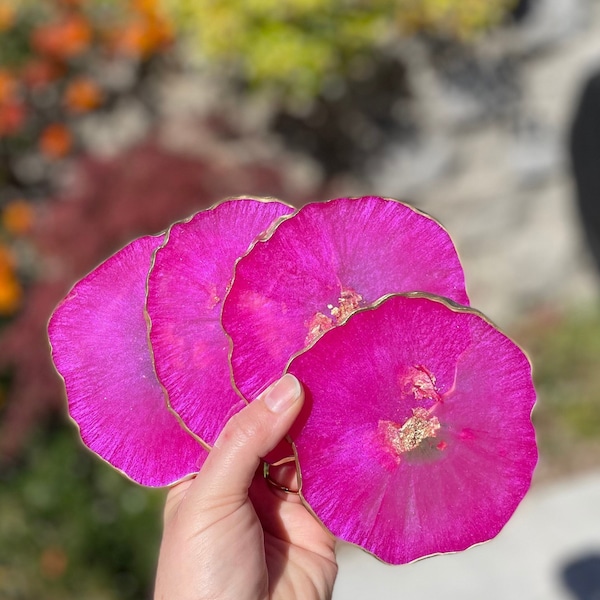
[190,374,304,502]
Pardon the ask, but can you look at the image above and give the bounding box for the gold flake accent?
[305,288,364,345]
[382,408,441,456]
[330,289,363,321]
[399,365,441,402]
[305,312,334,346]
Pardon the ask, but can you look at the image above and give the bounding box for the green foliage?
[516,307,600,475]
[526,310,600,436]
[0,421,165,600]
[165,0,515,100]
[167,0,385,100]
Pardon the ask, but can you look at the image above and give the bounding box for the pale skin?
[154,374,338,600]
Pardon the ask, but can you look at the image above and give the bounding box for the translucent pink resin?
[223,196,469,401]
[287,294,537,564]
[147,198,294,446]
[48,235,206,487]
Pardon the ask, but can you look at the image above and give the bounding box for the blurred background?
[1,0,600,598]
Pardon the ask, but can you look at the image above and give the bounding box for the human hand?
[154,374,338,600]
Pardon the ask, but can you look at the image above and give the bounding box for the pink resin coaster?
[223,196,469,403]
[147,198,294,447]
[287,293,537,564]
[49,235,206,487]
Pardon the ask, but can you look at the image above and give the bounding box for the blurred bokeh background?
[1,0,600,598]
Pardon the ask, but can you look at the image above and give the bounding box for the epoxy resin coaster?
[223,196,469,402]
[48,235,206,486]
[287,293,537,564]
[147,198,294,446]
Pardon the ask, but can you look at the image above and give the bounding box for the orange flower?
[0,2,15,32]
[131,0,160,15]
[40,546,68,579]
[0,69,17,103]
[31,15,92,60]
[0,246,21,315]
[39,123,72,158]
[2,200,35,236]
[110,14,173,58]
[63,77,103,113]
[0,100,26,137]
[0,273,21,315]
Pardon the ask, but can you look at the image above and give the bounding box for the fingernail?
[263,374,301,414]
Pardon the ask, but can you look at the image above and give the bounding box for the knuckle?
[223,412,261,449]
